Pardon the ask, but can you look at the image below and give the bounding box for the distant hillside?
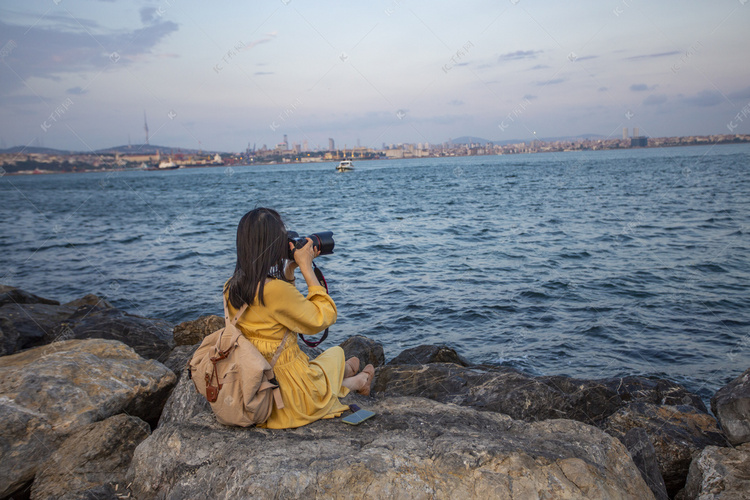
[533,134,608,142]
[447,134,609,147]
[0,146,75,155]
[449,136,492,145]
[96,144,218,155]
[500,134,608,145]
[0,144,222,156]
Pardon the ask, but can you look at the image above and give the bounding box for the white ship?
[336,160,354,172]
[158,158,180,170]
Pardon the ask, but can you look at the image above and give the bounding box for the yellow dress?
[224,278,350,429]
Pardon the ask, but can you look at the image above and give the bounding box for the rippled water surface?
[2,144,749,400]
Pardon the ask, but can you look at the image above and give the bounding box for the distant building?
[634,127,639,138]
[623,128,628,140]
[631,136,648,147]
[328,138,335,151]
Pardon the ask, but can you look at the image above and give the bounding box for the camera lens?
[287,231,334,259]
[310,231,334,255]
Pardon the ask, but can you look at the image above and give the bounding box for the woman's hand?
[290,239,322,288]
[290,238,320,271]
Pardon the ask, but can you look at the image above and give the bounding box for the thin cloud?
[729,86,750,100]
[523,94,538,100]
[0,19,179,94]
[240,32,277,51]
[576,55,598,61]
[643,94,667,106]
[498,50,543,62]
[537,78,565,86]
[17,11,102,30]
[254,71,274,76]
[626,51,680,60]
[0,94,44,107]
[140,7,158,24]
[448,100,464,106]
[682,89,724,107]
[630,83,656,92]
[529,64,550,70]
[66,87,88,95]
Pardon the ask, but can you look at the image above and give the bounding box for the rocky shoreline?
[1,284,748,499]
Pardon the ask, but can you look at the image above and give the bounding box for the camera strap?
[299,262,329,348]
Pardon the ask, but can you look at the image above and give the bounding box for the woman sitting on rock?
[223,207,374,429]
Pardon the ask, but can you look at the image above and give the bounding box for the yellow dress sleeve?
[266,280,337,335]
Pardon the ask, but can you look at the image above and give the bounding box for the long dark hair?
[225,208,288,308]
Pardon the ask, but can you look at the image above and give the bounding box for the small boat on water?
[157,158,180,170]
[336,160,354,172]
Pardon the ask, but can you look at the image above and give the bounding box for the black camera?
[287,231,335,260]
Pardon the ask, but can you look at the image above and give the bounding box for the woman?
[223,208,374,429]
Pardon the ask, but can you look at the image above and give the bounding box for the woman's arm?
[284,260,297,282]
[268,280,337,334]
[290,239,321,288]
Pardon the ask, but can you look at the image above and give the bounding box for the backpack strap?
[269,330,292,368]
[215,296,248,352]
[266,330,292,410]
[223,296,248,327]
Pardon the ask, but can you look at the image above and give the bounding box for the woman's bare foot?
[344,357,360,379]
[356,364,375,396]
[342,364,375,395]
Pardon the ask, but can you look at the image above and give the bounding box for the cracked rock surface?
[130,392,654,499]
[0,339,176,498]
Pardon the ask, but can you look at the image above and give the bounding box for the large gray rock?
[621,427,669,500]
[603,402,729,498]
[0,287,103,357]
[678,443,750,500]
[388,344,470,366]
[372,363,705,425]
[0,314,18,357]
[30,413,150,500]
[162,344,199,380]
[129,396,655,499]
[63,293,113,310]
[0,302,76,356]
[555,374,706,412]
[49,305,174,362]
[0,285,60,307]
[0,339,176,498]
[339,334,385,368]
[712,367,750,446]
[158,363,209,427]
[172,314,223,346]
[0,288,173,361]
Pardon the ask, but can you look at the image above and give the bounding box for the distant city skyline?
[1,1,749,152]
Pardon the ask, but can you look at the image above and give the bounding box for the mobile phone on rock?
[342,405,375,425]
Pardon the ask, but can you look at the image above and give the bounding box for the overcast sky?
[1,0,749,152]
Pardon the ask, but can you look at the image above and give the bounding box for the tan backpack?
[188,297,290,427]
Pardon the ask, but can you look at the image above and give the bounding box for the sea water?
[2,144,749,401]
